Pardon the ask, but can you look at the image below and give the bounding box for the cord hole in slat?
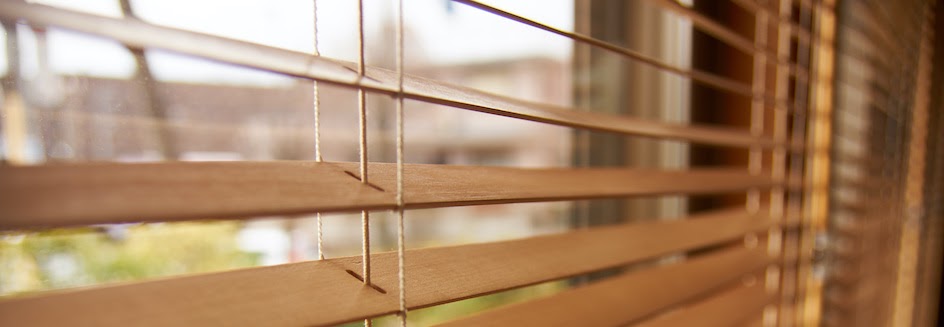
[345,269,387,294]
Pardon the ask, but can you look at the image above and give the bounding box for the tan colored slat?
[776,302,798,327]
[633,281,774,327]
[436,246,774,327]
[0,207,775,327]
[356,163,773,209]
[0,161,772,230]
[647,0,808,83]
[739,310,768,327]
[647,0,752,53]
[727,0,814,44]
[0,2,782,149]
[0,161,392,230]
[452,0,757,99]
[453,0,806,115]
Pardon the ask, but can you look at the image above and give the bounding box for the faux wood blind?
[821,1,940,326]
[0,0,830,326]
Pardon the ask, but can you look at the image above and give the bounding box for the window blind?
[0,0,834,326]
[822,0,940,326]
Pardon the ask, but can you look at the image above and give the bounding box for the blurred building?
[24,56,569,166]
[11,55,572,263]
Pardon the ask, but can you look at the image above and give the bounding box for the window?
[1,0,942,326]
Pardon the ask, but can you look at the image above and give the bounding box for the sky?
[2,0,573,85]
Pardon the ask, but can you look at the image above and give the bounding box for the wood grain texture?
[357,163,774,209]
[739,311,767,327]
[0,161,773,230]
[633,279,775,327]
[0,2,786,149]
[0,207,775,326]
[0,161,393,229]
[437,245,775,327]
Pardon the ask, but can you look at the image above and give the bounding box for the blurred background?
[0,0,580,324]
[3,0,944,326]
[0,0,944,326]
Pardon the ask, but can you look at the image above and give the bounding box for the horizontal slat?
[0,161,773,230]
[740,310,768,327]
[646,0,808,83]
[349,163,773,208]
[0,207,775,326]
[728,0,814,44]
[436,245,774,327]
[632,279,774,327]
[0,2,783,149]
[454,0,805,114]
[649,0,759,54]
[0,161,391,229]
[452,0,758,99]
[772,302,799,327]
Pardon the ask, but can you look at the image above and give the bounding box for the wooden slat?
[647,0,755,54]
[453,0,807,115]
[354,163,773,208]
[728,0,814,44]
[0,161,772,230]
[0,161,390,229]
[647,0,808,83]
[0,207,775,327]
[437,245,774,327]
[452,0,758,99]
[739,310,768,327]
[0,2,783,149]
[775,302,799,327]
[0,161,392,230]
[633,280,774,327]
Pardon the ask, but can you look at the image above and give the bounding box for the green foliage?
[370,281,566,326]
[0,222,257,296]
[1,222,568,325]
